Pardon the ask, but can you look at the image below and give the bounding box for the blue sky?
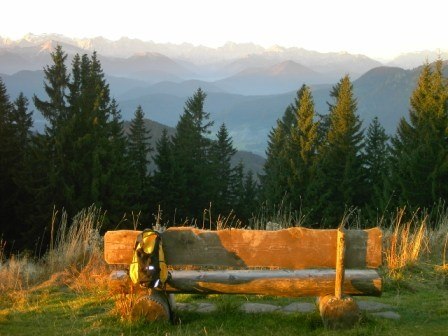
[1,0,446,60]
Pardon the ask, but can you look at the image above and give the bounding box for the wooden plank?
[104,227,382,269]
[165,269,382,297]
[104,230,139,265]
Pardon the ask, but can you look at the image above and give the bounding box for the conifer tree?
[127,105,152,214]
[33,45,69,133]
[287,85,318,211]
[153,128,178,221]
[32,45,70,214]
[364,117,390,217]
[103,99,130,220]
[240,170,259,222]
[260,99,300,209]
[171,88,214,219]
[390,60,448,209]
[0,78,16,242]
[230,161,246,218]
[209,123,237,215]
[32,48,129,227]
[260,121,290,207]
[311,75,365,226]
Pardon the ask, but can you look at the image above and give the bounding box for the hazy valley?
[1,34,447,159]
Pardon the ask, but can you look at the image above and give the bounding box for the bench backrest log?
[104,227,382,269]
[104,227,382,297]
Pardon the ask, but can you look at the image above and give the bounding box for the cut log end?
[131,290,171,322]
[318,294,360,330]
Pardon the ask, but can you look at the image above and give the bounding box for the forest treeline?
[1,46,447,251]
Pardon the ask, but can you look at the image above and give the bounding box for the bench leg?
[318,294,360,329]
[131,289,172,322]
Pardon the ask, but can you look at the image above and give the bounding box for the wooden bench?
[104,226,382,328]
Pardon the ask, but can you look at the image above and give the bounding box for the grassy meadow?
[1,206,448,335]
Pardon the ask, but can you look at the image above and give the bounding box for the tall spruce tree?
[127,105,152,214]
[260,101,299,208]
[260,121,290,208]
[240,170,259,223]
[32,47,128,229]
[33,45,69,132]
[153,128,178,222]
[0,78,16,243]
[104,99,130,220]
[287,85,318,211]
[171,88,214,219]
[364,117,390,217]
[209,123,237,215]
[390,60,448,209]
[230,161,246,219]
[0,82,35,248]
[310,75,365,227]
[32,45,70,214]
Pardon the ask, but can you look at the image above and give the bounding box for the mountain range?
[1,33,447,158]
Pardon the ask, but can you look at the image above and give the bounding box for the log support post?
[131,289,172,322]
[318,228,361,329]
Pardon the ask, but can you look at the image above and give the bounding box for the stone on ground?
[196,302,217,313]
[282,302,315,313]
[357,300,393,312]
[240,303,280,313]
[371,311,401,320]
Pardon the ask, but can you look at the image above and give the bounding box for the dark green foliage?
[260,85,318,217]
[240,170,259,222]
[0,80,35,249]
[364,117,390,218]
[5,47,448,250]
[306,76,365,226]
[151,90,259,226]
[287,85,318,211]
[33,45,69,131]
[390,60,448,210]
[209,123,237,215]
[170,88,214,220]
[152,128,178,223]
[0,78,17,244]
[30,47,130,234]
[260,118,291,208]
[260,86,304,210]
[127,105,152,215]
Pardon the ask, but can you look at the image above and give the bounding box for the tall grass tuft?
[384,209,428,278]
[1,205,108,296]
[44,205,109,291]
[46,205,104,274]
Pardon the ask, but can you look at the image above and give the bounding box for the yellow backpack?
[129,229,169,288]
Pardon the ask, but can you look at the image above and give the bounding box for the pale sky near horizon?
[1,0,446,60]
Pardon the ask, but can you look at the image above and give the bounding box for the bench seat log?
[165,269,381,297]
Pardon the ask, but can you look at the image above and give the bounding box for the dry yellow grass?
[384,209,428,278]
[0,205,110,297]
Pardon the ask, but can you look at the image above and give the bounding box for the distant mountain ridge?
[1,34,447,156]
[0,33,381,81]
[3,64,433,155]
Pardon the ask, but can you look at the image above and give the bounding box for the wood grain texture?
[335,229,346,299]
[130,290,170,322]
[165,269,382,297]
[104,227,382,269]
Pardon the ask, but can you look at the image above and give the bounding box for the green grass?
[1,205,448,335]
[1,267,448,336]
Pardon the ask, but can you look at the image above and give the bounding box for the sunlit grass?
[1,205,448,335]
